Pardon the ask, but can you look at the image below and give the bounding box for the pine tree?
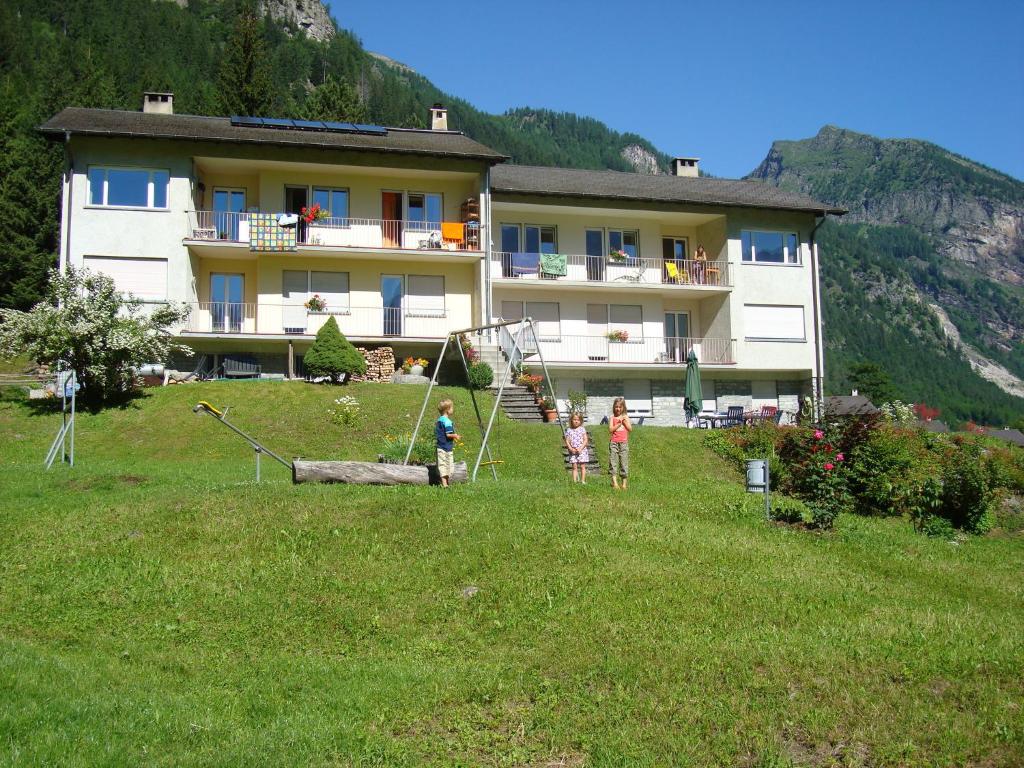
[217,9,275,117]
[303,77,367,123]
[302,316,366,384]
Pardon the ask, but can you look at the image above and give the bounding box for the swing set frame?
[405,318,563,482]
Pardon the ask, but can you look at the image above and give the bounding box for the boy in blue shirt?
[435,398,461,487]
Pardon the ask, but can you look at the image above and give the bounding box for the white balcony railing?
[492,253,731,288]
[183,303,451,338]
[527,335,735,365]
[186,211,481,252]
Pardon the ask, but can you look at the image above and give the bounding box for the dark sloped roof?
[824,395,879,416]
[39,108,507,163]
[492,164,846,215]
[981,427,1024,447]
[917,419,950,433]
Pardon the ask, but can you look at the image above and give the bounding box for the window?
[662,237,688,261]
[609,304,643,339]
[525,225,557,254]
[609,229,639,261]
[500,224,521,253]
[82,256,168,300]
[407,275,445,316]
[743,304,806,341]
[311,187,349,220]
[408,193,442,230]
[283,270,349,311]
[88,167,169,209]
[501,300,523,321]
[741,230,801,264]
[525,301,560,339]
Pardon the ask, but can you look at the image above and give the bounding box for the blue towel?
[510,252,539,275]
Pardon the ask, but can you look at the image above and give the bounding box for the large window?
[500,224,521,253]
[282,270,350,310]
[88,167,169,209]
[525,225,557,254]
[407,193,442,230]
[82,256,168,300]
[407,275,445,316]
[741,231,801,264]
[525,301,560,339]
[609,304,643,339]
[311,187,349,220]
[609,229,639,261]
[743,304,806,341]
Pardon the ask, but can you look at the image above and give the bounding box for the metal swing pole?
[454,334,498,480]
[404,333,452,465]
[527,319,564,433]
[473,320,527,482]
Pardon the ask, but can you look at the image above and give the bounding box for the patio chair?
[722,405,745,428]
[758,405,778,423]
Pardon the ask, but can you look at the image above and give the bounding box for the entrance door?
[664,311,690,362]
[213,188,245,240]
[211,273,244,332]
[381,275,403,336]
[381,191,402,248]
[285,186,308,243]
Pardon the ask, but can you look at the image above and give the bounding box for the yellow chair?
[664,261,688,284]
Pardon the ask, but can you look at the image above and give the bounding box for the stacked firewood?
[352,346,396,382]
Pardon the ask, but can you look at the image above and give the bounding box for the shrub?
[467,362,493,390]
[940,439,994,534]
[770,497,810,524]
[0,267,190,404]
[303,317,366,383]
[919,514,956,539]
[567,389,588,416]
[846,425,934,517]
[778,425,850,526]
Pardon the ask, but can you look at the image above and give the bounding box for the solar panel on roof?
[352,123,387,136]
[292,120,326,130]
[321,121,358,133]
[231,116,264,127]
[261,118,293,128]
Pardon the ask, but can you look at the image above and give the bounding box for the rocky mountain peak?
[259,0,335,42]
[620,144,662,175]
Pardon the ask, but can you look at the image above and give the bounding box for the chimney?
[672,157,700,177]
[430,103,448,131]
[143,92,174,115]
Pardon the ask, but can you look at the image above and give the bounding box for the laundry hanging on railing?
[510,252,539,276]
[250,213,297,252]
[539,252,567,276]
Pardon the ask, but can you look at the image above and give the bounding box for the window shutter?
[407,275,445,316]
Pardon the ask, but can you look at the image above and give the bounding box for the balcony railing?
[182,302,451,338]
[492,253,731,288]
[186,211,481,252]
[526,335,735,365]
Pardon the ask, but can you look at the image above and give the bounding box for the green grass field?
[1,380,1022,766]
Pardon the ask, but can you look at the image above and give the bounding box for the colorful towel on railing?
[539,252,567,276]
[510,252,539,276]
[441,222,465,241]
[249,213,296,252]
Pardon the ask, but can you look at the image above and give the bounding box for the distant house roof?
[824,395,879,417]
[981,427,1024,447]
[38,108,508,163]
[491,164,847,215]
[917,419,950,433]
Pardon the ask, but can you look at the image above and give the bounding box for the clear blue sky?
[327,0,1024,180]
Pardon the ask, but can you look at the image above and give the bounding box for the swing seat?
[478,459,505,466]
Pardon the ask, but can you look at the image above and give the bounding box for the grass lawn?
[1,380,1022,766]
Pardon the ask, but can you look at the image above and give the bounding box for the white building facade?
[41,96,843,424]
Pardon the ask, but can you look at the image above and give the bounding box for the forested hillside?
[749,126,1024,425]
[0,0,669,310]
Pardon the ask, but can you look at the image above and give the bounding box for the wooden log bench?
[293,460,468,485]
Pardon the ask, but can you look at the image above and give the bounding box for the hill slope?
[748,127,1024,423]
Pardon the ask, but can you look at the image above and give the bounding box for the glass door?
[585,229,605,282]
[662,237,688,283]
[664,311,690,362]
[285,186,308,243]
[211,273,244,332]
[213,188,245,240]
[381,275,403,336]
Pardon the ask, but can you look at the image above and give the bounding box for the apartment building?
[40,94,844,424]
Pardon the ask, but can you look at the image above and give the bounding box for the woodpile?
[351,346,396,382]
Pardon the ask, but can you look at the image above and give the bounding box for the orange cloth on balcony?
[441,222,465,241]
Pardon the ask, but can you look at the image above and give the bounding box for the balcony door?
[211,273,244,333]
[381,274,403,336]
[664,311,691,362]
[662,237,688,283]
[213,188,245,241]
[381,191,402,248]
[285,185,308,242]
[585,229,605,281]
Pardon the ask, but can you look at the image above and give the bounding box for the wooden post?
[292,460,468,486]
[287,339,295,379]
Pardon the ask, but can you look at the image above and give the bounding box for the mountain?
[748,126,1024,424]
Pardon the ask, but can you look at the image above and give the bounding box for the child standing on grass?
[608,396,632,490]
[564,412,590,484]
[435,399,460,488]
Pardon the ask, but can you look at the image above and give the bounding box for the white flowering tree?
[0,267,191,403]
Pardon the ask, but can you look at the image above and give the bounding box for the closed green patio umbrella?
[683,349,703,427]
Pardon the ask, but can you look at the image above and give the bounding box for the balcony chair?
[722,405,745,428]
[704,262,721,285]
[757,405,779,424]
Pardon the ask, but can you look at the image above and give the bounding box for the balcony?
[185,211,482,253]
[182,302,451,338]
[525,335,735,366]
[492,253,731,290]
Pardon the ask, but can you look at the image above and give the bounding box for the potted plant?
[541,396,558,422]
[608,248,629,263]
[300,203,329,224]
[402,356,428,376]
[607,329,630,343]
[305,294,327,312]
